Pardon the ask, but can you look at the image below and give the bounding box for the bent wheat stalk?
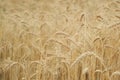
[70,51,105,68]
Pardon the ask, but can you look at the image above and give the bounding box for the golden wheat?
[0,0,120,80]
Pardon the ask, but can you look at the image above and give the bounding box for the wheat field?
[0,0,120,80]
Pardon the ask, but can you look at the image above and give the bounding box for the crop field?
[0,0,120,80]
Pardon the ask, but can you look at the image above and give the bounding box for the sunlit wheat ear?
[95,70,103,73]
[104,44,113,49]
[93,36,101,43]
[54,31,69,36]
[70,51,105,68]
[110,71,120,80]
[44,38,70,50]
[35,38,42,43]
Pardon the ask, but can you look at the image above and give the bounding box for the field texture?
[0,0,120,80]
